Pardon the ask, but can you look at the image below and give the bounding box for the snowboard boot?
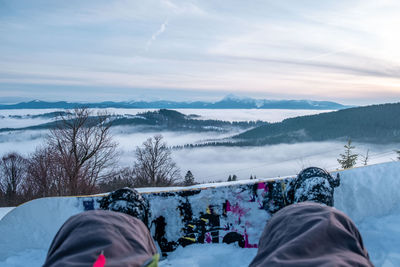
[287,167,340,207]
[99,187,150,227]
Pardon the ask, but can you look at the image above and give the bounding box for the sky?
[0,0,400,105]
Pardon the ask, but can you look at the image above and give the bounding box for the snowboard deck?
[78,177,296,254]
[2,176,296,256]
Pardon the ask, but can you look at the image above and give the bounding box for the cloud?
[1,128,396,183]
[1,0,400,104]
[216,53,400,79]
[146,19,168,51]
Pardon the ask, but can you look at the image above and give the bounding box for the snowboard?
[78,177,294,255]
[12,177,293,256]
[96,168,340,255]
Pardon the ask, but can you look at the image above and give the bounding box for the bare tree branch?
[133,135,181,187]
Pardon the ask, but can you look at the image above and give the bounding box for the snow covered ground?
[0,162,399,266]
[0,207,14,220]
[159,244,258,267]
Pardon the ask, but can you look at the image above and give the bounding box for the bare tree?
[46,108,118,195]
[133,135,181,187]
[360,149,370,166]
[98,167,136,192]
[0,152,26,205]
[26,146,64,197]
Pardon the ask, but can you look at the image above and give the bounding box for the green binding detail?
[280,181,287,206]
[143,253,159,267]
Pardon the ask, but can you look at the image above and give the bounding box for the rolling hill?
[228,102,400,145]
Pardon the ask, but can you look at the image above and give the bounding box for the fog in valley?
[0,108,331,124]
[0,108,397,183]
[120,139,397,182]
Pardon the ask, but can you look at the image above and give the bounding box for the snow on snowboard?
[77,178,287,254]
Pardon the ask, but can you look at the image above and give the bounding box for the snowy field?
[0,162,400,266]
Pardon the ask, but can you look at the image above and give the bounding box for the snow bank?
[358,212,400,266]
[0,207,14,220]
[333,162,400,266]
[0,249,46,267]
[0,197,82,261]
[334,161,400,222]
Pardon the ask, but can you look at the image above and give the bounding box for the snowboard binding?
[99,188,150,227]
[288,167,340,207]
[263,167,340,214]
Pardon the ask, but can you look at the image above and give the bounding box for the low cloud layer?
[0,128,396,184]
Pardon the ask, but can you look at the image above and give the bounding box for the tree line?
[234,102,400,145]
[0,108,196,207]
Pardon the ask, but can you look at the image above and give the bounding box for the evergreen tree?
[183,170,195,186]
[337,139,358,169]
[232,175,237,181]
[227,175,232,182]
[250,175,253,180]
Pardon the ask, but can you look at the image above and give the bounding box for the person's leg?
[44,188,158,267]
[250,202,373,266]
[252,167,372,267]
[43,210,158,267]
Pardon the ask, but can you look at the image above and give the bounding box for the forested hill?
[0,109,267,133]
[231,102,400,145]
[109,109,266,131]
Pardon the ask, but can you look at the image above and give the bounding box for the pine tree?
[232,175,237,181]
[337,139,358,169]
[250,175,253,180]
[183,170,195,186]
[227,175,232,182]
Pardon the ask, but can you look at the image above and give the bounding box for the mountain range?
[0,95,349,110]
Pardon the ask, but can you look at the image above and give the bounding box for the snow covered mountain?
[0,95,349,110]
